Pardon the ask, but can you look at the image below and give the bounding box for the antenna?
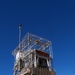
[19,24,22,50]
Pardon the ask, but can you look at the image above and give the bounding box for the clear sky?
[0,0,75,75]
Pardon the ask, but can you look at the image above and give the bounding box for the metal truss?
[12,33,53,58]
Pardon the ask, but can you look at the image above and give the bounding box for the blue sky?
[0,0,75,75]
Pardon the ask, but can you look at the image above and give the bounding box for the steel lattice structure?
[12,33,54,75]
[12,33,53,58]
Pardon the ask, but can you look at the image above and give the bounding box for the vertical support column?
[34,51,37,68]
[28,32,30,49]
[49,59,52,71]
[47,59,49,68]
[19,24,22,50]
[30,53,32,67]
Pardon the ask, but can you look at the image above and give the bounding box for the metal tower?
[12,27,56,75]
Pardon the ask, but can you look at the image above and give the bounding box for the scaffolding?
[13,33,53,57]
[12,33,54,75]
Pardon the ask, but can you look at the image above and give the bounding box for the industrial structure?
[12,25,56,75]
